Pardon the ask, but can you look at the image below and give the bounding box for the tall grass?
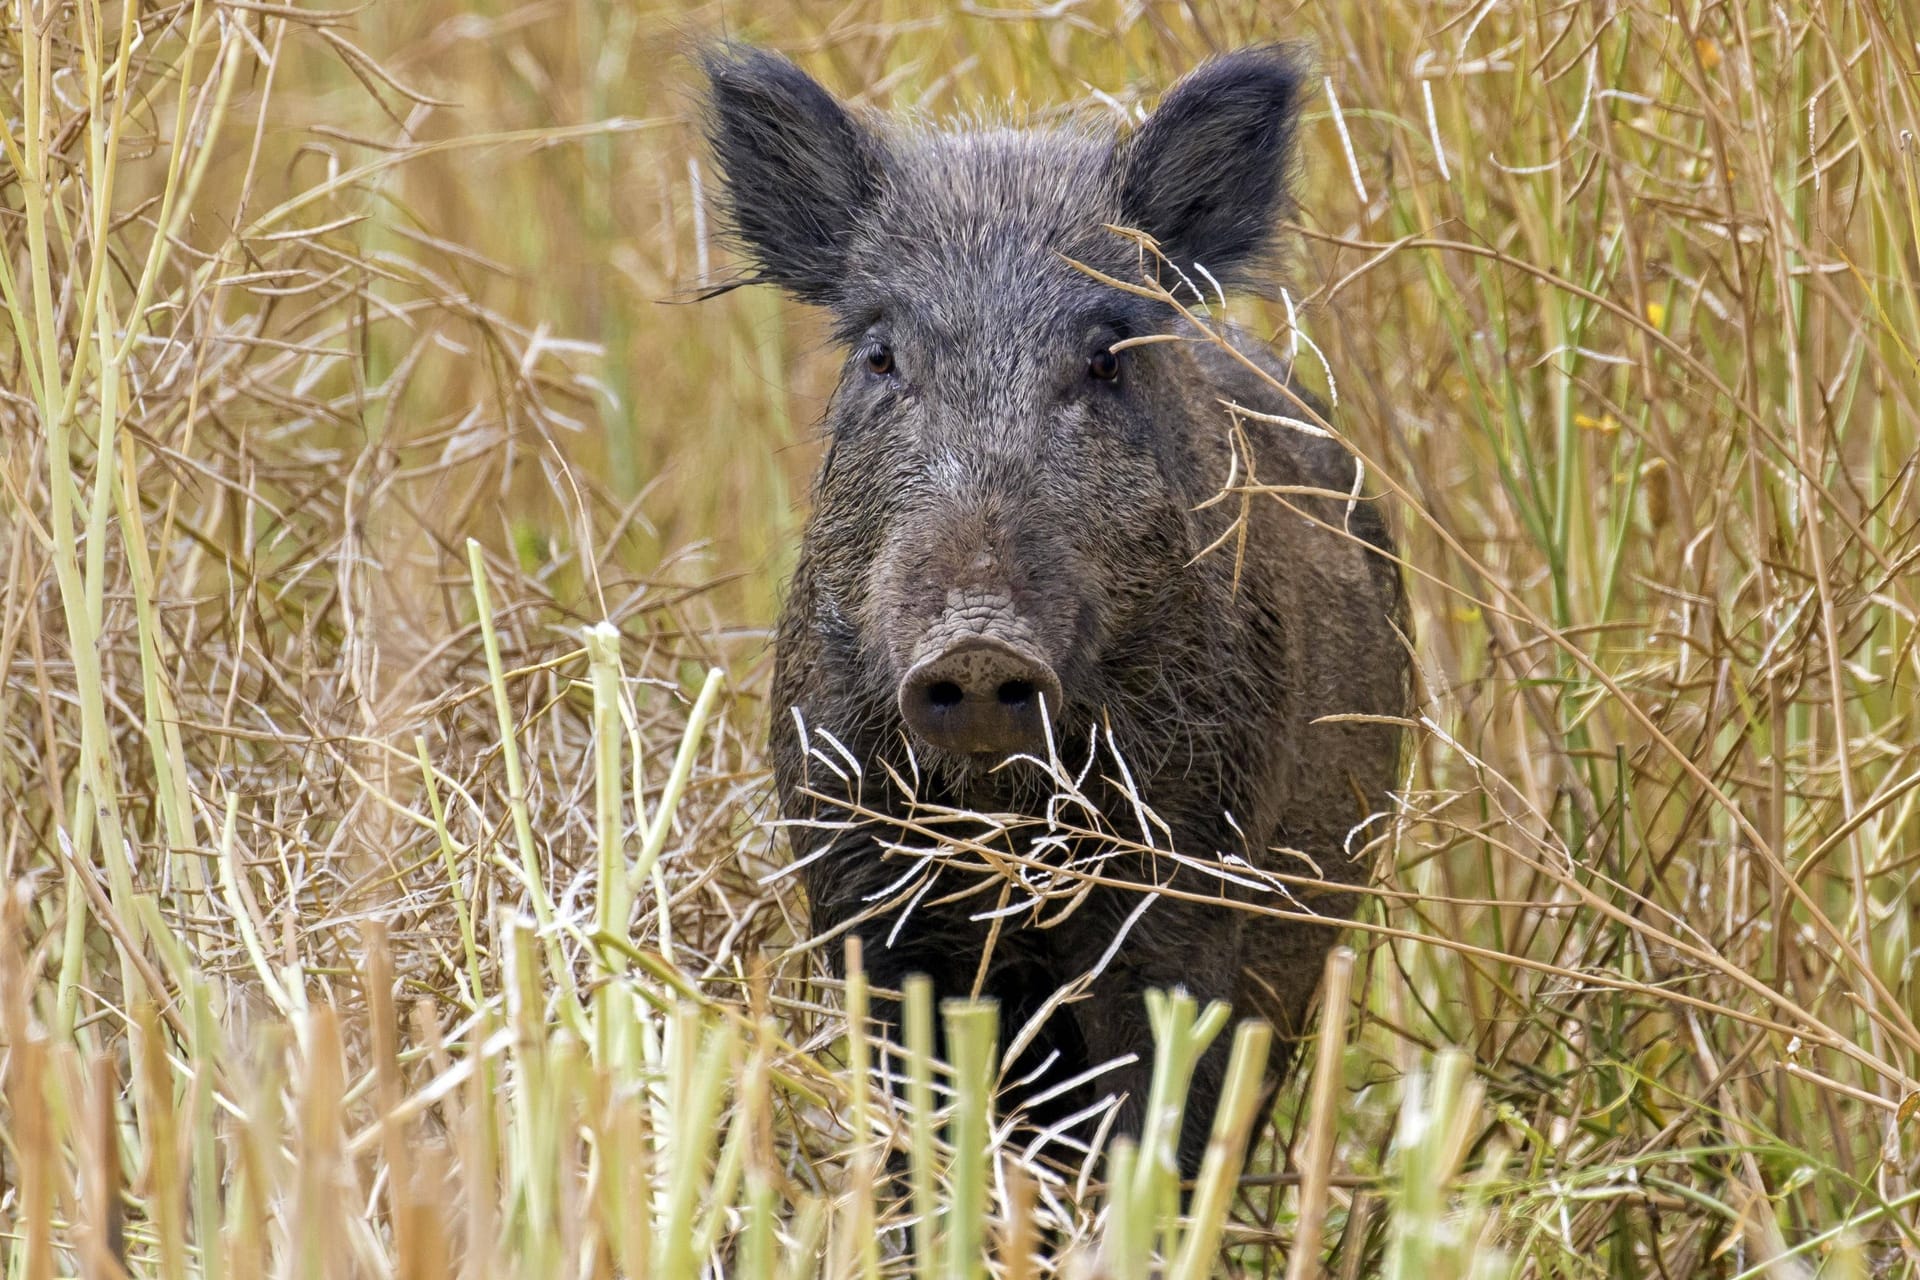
[3,0,1916,1276]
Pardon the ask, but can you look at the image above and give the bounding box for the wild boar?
[700,42,1408,1172]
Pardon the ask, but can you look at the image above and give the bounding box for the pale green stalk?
[11,0,142,1033]
[466,539,579,1020]
[905,975,940,1280]
[1287,947,1354,1280]
[414,736,486,1007]
[659,1006,737,1279]
[114,421,200,922]
[845,941,883,1280]
[740,1173,777,1280]
[1132,991,1230,1262]
[1382,1050,1504,1280]
[217,794,293,1016]
[1100,1139,1143,1280]
[108,1,231,368]
[1168,1020,1273,1280]
[623,665,722,970]
[941,1000,998,1280]
[628,665,727,894]
[584,622,631,969]
[779,1198,830,1280]
[189,978,223,1280]
[54,0,136,425]
[504,919,559,1279]
[692,1105,748,1261]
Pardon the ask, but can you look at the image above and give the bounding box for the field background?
[3,0,1918,1276]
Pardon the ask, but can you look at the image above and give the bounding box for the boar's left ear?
[1116,45,1309,289]
[698,44,883,305]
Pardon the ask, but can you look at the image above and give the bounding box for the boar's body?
[703,45,1408,1171]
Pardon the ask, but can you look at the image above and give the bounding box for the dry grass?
[3,0,1917,1276]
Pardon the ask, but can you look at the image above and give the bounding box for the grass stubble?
[1,1,1916,1276]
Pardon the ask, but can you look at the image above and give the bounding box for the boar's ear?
[698,44,882,305]
[1116,45,1308,289]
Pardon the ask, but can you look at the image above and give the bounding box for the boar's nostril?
[897,637,1061,758]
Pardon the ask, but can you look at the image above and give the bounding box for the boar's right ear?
[1116,45,1308,289]
[698,45,881,305]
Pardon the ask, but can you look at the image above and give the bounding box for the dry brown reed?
[3,1,1916,1277]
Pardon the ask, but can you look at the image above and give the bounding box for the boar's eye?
[863,342,895,377]
[1088,346,1121,383]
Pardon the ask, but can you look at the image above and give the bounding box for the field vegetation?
[3,0,1917,1275]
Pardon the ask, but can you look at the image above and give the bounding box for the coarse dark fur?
[699,43,1410,1173]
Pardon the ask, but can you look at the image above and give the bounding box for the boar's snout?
[897,636,1061,758]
